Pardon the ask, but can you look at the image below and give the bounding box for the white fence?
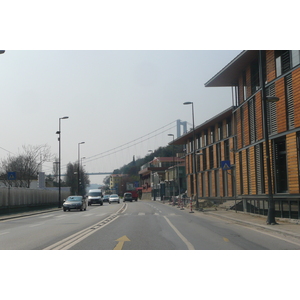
[0,187,70,208]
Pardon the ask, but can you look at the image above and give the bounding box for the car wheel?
[109,201,111,204]
[63,209,66,212]
[68,209,71,211]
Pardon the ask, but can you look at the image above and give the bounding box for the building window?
[274,137,288,193]
[218,122,223,141]
[190,138,194,152]
[210,126,215,144]
[202,172,206,197]
[224,140,230,161]
[249,97,256,143]
[285,73,295,129]
[255,144,264,194]
[251,59,260,94]
[239,152,244,195]
[204,130,208,146]
[291,50,300,68]
[216,143,221,168]
[226,117,232,137]
[243,71,247,101]
[209,146,214,169]
[266,83,278,136]
[246,148,251,195]
[275,50,291,77]
[202,148,207,170]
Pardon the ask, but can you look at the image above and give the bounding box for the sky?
[0,50,242,185]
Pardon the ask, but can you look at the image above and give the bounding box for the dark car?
[63,196,87,212]
[103,195,110,202]
[123,192,133,202]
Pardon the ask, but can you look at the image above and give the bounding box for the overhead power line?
[83,120,178,164]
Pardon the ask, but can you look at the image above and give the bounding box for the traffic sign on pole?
[7,172,17,180]
[221,160,231,171]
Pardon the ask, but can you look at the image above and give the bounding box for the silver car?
[63,196,87,211]
[109,194,120,204]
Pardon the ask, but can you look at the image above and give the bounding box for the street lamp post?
[56,116,69,208]
[77,142,85,195]
[258,50,279,225]
[168,134,176,199]
[183,102,199,210]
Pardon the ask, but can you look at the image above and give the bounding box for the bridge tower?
[176,119,187,138]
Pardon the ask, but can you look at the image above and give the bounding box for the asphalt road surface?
[1,200,300,250]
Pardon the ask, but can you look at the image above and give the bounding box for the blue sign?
[7,172,17,180]
[221,160,231,170]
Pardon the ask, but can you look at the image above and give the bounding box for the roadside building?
[139,157,184,200]
[171,50,300,219]
[109,174,128,195]
[171,107,235,203]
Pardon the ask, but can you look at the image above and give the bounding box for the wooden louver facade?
[172,50,300,219]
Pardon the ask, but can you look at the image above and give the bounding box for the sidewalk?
[163,200,300,240]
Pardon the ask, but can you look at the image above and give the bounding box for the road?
[1,200,300,250]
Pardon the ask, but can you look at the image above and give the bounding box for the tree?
[65,162,90,195]
[0,144,52,188]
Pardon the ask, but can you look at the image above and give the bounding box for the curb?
[203,211,300,240]
[0,208,62,221]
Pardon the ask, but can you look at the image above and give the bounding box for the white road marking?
[138,213,145,216]
[39,214,54,218]
[29,223,44,227]
[82,213,94,217]
[0,232,9,236]
[164,216,195,250]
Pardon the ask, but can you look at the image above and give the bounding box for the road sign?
[221,160,231,170]
[7,172,17,180]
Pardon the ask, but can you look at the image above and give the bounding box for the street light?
[183,101,199,210]
[258,50,279,225]
[77,142,85,195]
[56,116,69,208]
[168,134,176,198]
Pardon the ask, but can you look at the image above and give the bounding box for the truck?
[125,189,138,201]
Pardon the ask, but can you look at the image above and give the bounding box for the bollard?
[180,197,184,210]
[189,197,194,213]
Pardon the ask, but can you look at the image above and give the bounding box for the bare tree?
[0,144,52,188]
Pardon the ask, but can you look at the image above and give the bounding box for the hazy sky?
[0,50,242,184]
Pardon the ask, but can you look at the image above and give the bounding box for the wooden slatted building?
[171,50,300,219]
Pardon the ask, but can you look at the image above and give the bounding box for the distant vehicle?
[109,194,120,204]
[63,196,87,212]
[123,192,133,202]
[87,189,103,206]
[103,195,110,202]
[124,190,138,201]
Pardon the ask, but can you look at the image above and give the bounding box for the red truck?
[126,189,139,201]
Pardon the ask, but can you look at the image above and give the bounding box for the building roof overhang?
[170,106,234,146]
[204,50,258,87]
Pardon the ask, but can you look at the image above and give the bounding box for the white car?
[109,194,120,204]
